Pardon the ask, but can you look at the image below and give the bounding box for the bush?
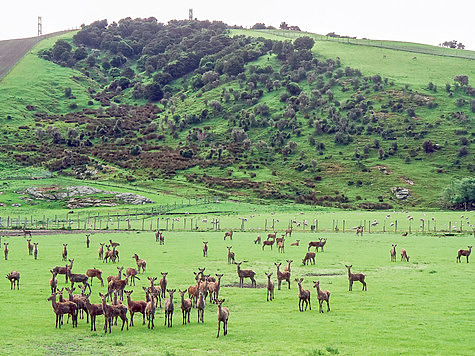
[130,145,142,156]
[456,98,466,107]
[64,87,72,97]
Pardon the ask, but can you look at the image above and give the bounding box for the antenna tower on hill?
[189,9,193,21]
[38,16,43,36]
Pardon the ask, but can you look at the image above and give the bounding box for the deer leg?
[327,299,330,312]
[467,256,470,263]
[130,312,134,326]
[349,281,352,291]
[217,320,220,338]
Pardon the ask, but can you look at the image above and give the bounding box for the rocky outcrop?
[391,187,410,199]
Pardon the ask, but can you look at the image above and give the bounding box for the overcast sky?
[0,0,473,50]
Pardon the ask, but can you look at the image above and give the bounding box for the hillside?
[0,19,473,210]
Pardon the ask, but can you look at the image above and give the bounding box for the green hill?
[0,19,473,210]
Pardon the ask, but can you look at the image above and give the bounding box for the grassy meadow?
[0,227,474,355]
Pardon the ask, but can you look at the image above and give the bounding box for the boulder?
[391,187,410,199]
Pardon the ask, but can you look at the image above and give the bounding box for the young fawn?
[216,299,230,338]
[265,272,274,301]
[345,265,367,291]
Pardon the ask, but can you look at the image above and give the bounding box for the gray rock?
[391,187,410,199]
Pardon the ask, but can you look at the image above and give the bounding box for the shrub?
[130,145,142,156]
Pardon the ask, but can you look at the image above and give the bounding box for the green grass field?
[1,227,473,355]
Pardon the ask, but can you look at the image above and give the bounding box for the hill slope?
[0,20,473,210]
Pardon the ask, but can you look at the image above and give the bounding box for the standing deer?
[400,249,409,262]
[284,260,293,273]
[265,272,274,301]
[160,273,168,299]
[224,231,233,240]
[317,238,327,252]
[23,228,32,237]
[227,246,235,264]
[277,238,285,253]
[208,274,223,303]
[99,292,128,333]
[126,267,140,286]
[4,243,9,260]
[275,263,291,290]
[356,226,363,236]
[296,278,311,311]
[345,265,367,291]
[33,243,38,260]
[235,262,256,287]
[197,291,205,323]
[86,268,104,287]
[86,234,91,248]
[132,253,147,273]
[66,267,91,294]
[179,289,192,325]
[50,270,58,294]
[216,299,229,338]
[27,239,33,255]
[6,271,20,289]
[62,244,68,261]
[98,243,105,260]
[84,295,103,331]
[308,239,322,251]
[313,281,330,313]
[144,288,156,329]
[456,246,472,263]
[47,293,77,328]
[124,290,147,326]
[390,244,397,262]
[155,230,160,242]
[285,227,293,237]
[53,258,74,283]
[164,289,175,327]
[203,241,208,257]
[262,237,275,251]
[109,239,120,248]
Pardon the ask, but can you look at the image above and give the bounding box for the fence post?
[395,220,397,233]
[142,218,145,231]
[343,220,345,233]
[383,221,385,232]
[449,222,451,232]
[265,219,267,231]
[332,220,335,232]
[316,219,318,232]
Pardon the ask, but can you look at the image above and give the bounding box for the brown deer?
[47,293,77,328]
[6,271,20,289]
[103,245,115,263]
[53,258,74,283]
[179,289,192,325]
[144,288,156,329]
[98,243,105,260]
[124,290,147,326]
[132,253,146,273]
[275,263,291,290]
[216,299,229,338]
[160,272,168,299]
[33,242,38,259]
[308,239,322,251]
[254,235,261,244]
[262,237,275,250]
[50,270,58,293]
[317,238,327,252]
[148,277,162,308]
[400,248,409,262]
[296,278,311,311]
[265,272,274,301]
[4,243,9,260]
[107,266,124,284]
[227,246,235,264]
[345,265,367,291]
[235,262,256,287]
[208,274,223,303]
[224,230,233,240]
[65,287,88,323]
[457,246,472,263]
[402,232,408,237]
[284,259,293,273]
[108,275,129,301]
[86,234,91,248]
[84,295,103,331]
[290,240,300,246]
[164,289,175,327]
[126,267,140,286]
[109,239,120,248]
[276,235,285,244]
[155,230,160,242]
[23,228,32,237]
[390,244,397,262]
[203,241,208,257]
[86,268,104,287]
[302,252,316,265]
[159,233,164,245]
[267,232,277,240]
[277,239,285,253]
[356,226,363,236]
[62,244,68,261]
[27,239,33,255]
[285,227,293,237]
[66,266,91,294]
[313,281,330,313]
[199,275,210,301]
[99,292,128,333]
[197,291,205,323]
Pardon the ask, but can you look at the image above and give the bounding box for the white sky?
[0,0,474,50]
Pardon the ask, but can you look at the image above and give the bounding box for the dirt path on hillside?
[0,30,73,80]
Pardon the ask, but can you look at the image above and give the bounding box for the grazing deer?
[284,260,293,273]
[109,239,120,248]
[86,268,104,287]
[203,241,208,257]
[47,293,77,328]
[216,299,229,338]
[265,272,274,301]
[4,243,9,260]
[224,230,233,240]
[290,240,300,246]
[124,290,147,326]
[99,292,129,333]
[275,263,291,290]
[235,262,257,287]
[456,246,472,263]
[164,289,175,327]
[84,295,103,331]
[132,253,146,273]
[62,244,68,261]
[302,252,316,265]
[308,239,322,251]
[6,271,20,289]
[98,243,105,260]
[197,291,205,323]
[50,270,58,293]
[254,235,261,244]
[160,272,168,299]
[285,227,293,237]
[148,277,162,308]
[53,258,74,283]
[86,234,90,248]
[296,278,311,311]
[227,246,235,264]
[179,289,192,325]
[356,226,363,236]
[262,237,275,251]
[313,281,330,313]
[23,228,32,237]
[33,242,38,260]
[66,266,91,294]
[402,232,408,237]
[345,265,367,291]
[277,239,285,253]
[126,267,140,286]
[400,248,409,262]
[27,239,33,255]
[390,244,397,262]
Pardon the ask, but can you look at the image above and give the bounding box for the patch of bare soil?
[303,273,343,277]
[223,283,266,289]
